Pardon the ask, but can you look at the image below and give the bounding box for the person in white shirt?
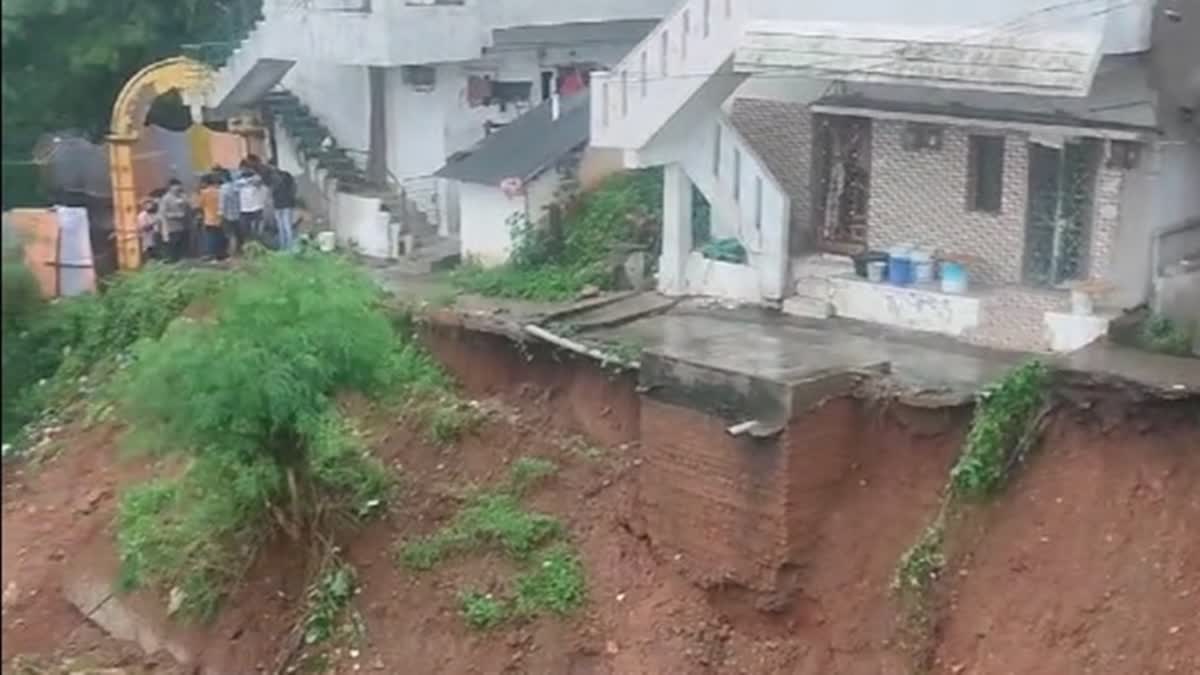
[237,170,268,245]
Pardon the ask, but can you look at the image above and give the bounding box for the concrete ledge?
[827,276,982,337]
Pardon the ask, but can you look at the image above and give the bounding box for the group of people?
[137,155,299,263]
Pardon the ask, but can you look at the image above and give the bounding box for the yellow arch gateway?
[107,57,212,270]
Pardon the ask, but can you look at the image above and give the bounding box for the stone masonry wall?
[868,121,1031,286]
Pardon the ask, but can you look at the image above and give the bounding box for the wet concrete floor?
[583,303,1024,398]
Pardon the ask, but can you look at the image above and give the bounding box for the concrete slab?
[1056,342,1200,396]
[583,305,1023,401]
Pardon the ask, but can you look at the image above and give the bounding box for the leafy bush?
[893,523,945,597]
[115,253,437,617]
[1137,315,1194,357]
[2,262,221,444]
[950,361,1048,498]
[450,169,663,301]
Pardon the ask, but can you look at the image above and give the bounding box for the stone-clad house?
[589,0,1200,352]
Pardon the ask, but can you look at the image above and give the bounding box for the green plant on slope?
[507,456,558,495]
[893,522,946,598]
[2,261,222,444]
[397,461,559,570]
[303,561,358,646]
[950,360,1049,498]
[459,590,508,630]
[115,253,437,617]
[513,545,587,617]
[423,398,484,446]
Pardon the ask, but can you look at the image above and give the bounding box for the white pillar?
[659,163,693,295]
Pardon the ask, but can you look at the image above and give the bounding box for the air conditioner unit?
[903,122,944,151]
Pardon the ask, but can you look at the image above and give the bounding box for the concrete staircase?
[197,19,295,117]
[263,90,459,272]
[590,0,749,155]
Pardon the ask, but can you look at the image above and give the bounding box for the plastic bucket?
[316,231,336,253]
[853,251,889,278]
[941,261,968,294]
[867,260,887,283]
[910,249,935,284]
[888,247,912,286]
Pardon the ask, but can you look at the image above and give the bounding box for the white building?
[435,91,590,266]
[588,0,1200,352]
[197,0,674,268]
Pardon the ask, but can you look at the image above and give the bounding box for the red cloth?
[558,70,585,97]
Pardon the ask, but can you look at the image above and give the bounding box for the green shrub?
[2,262,221,444]
[115,253,442,616]
[1137,315,1193,357]
[450,169,662,300]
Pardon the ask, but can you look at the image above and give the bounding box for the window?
[967,135,1005,213]
[640,51,648,98]
[732,148,742,202]
[661,30,669,76]
[713,123,722,176]
[682,10,690,59]
[703,0,711,37]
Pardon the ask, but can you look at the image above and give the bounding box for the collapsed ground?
[2,259,1198,675]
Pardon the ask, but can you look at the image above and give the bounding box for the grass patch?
[508,456,558,495]
[399,492,562,570]
[512,545,586,617]
[450,169,662,301]
[398,456,584,629]
[422,398,484,446]
[950,360,1049,498]
[459,590,508,630]
[456,545,586,630]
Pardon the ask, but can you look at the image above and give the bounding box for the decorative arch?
[108,57,212,270]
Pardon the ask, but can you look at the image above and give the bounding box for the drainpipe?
[367,66,388,185]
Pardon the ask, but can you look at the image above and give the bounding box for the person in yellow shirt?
[195,174,225,261]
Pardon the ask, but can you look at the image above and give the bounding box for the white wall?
[386,41,640,184]
[459,181,525,265]
[1111,140,1200,307]
[261,0,675,67]
[332,192,390,257]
